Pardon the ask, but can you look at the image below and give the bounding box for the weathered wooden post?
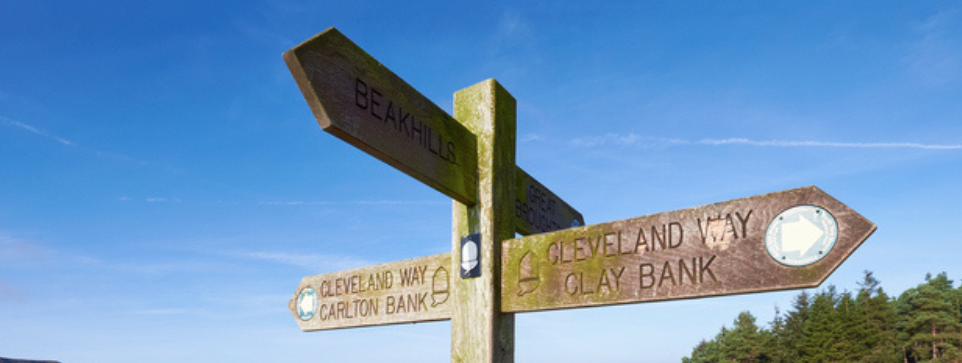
[450,80,517,363]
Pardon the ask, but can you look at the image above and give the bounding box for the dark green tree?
[800,286,847,363]
[898,273,962,362]
[685,338,722,363]
[895,285,918,363]
[855,271,900,363]
[717,312,766,363]
[684,272,962,363]
[779,290,812,362]
[836,291,864,361]
[762,306,791,363]
[685,313,768,363]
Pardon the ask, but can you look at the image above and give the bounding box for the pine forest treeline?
[684,271,962,363]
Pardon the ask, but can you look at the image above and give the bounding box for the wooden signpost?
[289,253,452,331]
[283,27,876,363]
[501,186,875,312]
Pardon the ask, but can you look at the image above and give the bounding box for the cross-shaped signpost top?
[282,27,876,363]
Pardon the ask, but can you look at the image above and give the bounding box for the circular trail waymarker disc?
[765,205,839,267]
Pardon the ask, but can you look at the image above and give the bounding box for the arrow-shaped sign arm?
[283,27,480,205]
[501,186,876,313]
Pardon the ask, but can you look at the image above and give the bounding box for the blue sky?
[2,1,961,362]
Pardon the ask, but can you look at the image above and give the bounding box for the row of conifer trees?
[684,271,962,363]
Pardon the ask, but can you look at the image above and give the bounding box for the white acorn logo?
[461,240,479,272]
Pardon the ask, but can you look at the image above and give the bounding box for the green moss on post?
[451,79,516,363]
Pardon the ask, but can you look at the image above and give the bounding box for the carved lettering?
[398,265,429,286]
[638,255,719,290]
[639,263,655,289]
[384,101,397,127]
[369,88,382,120]
[735,210,753,239]
[699,255,718,283]
[669,222,683,249]
[635,227,649,253]
[575,238,589,261]
[658,261,676,287]
[351,76,457,166]
[596,266,625,294]
[697,210,752,251]
[355,78,368,109]
[564,272,598,295]
[446,141,456,164]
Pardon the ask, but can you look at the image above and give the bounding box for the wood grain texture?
[514,167,585,236]
[289,253,451,331]
[283,27,479,204]
[501,186,876,313]
[451,79,516,363]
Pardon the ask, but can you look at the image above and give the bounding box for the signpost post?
[283,27,876,363]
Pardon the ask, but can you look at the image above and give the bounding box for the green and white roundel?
[296,287,318,321]
[765,205,839,267]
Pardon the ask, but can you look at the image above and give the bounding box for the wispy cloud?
[571,133,683,147]
[225,250,374,271]
[0,232,112,270]
[201,293,292,317]
[907,10,961,86]
[486,10,539,79]
[2,115,162,169]
[116,262,222,275]
[70,254,219,275]
[350,200,444,206]
[1,115,73,145]
[145,197,182,203]
[698,138,962,150]
[569,133,962,150]
[0,234,54,266]
[233,19,295,49]
[0,279,27,302]
[497,11,534,42]
[117,196,184,203]
[134,308,191,316]
[258,200,444,206]
[519,133,545,143]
